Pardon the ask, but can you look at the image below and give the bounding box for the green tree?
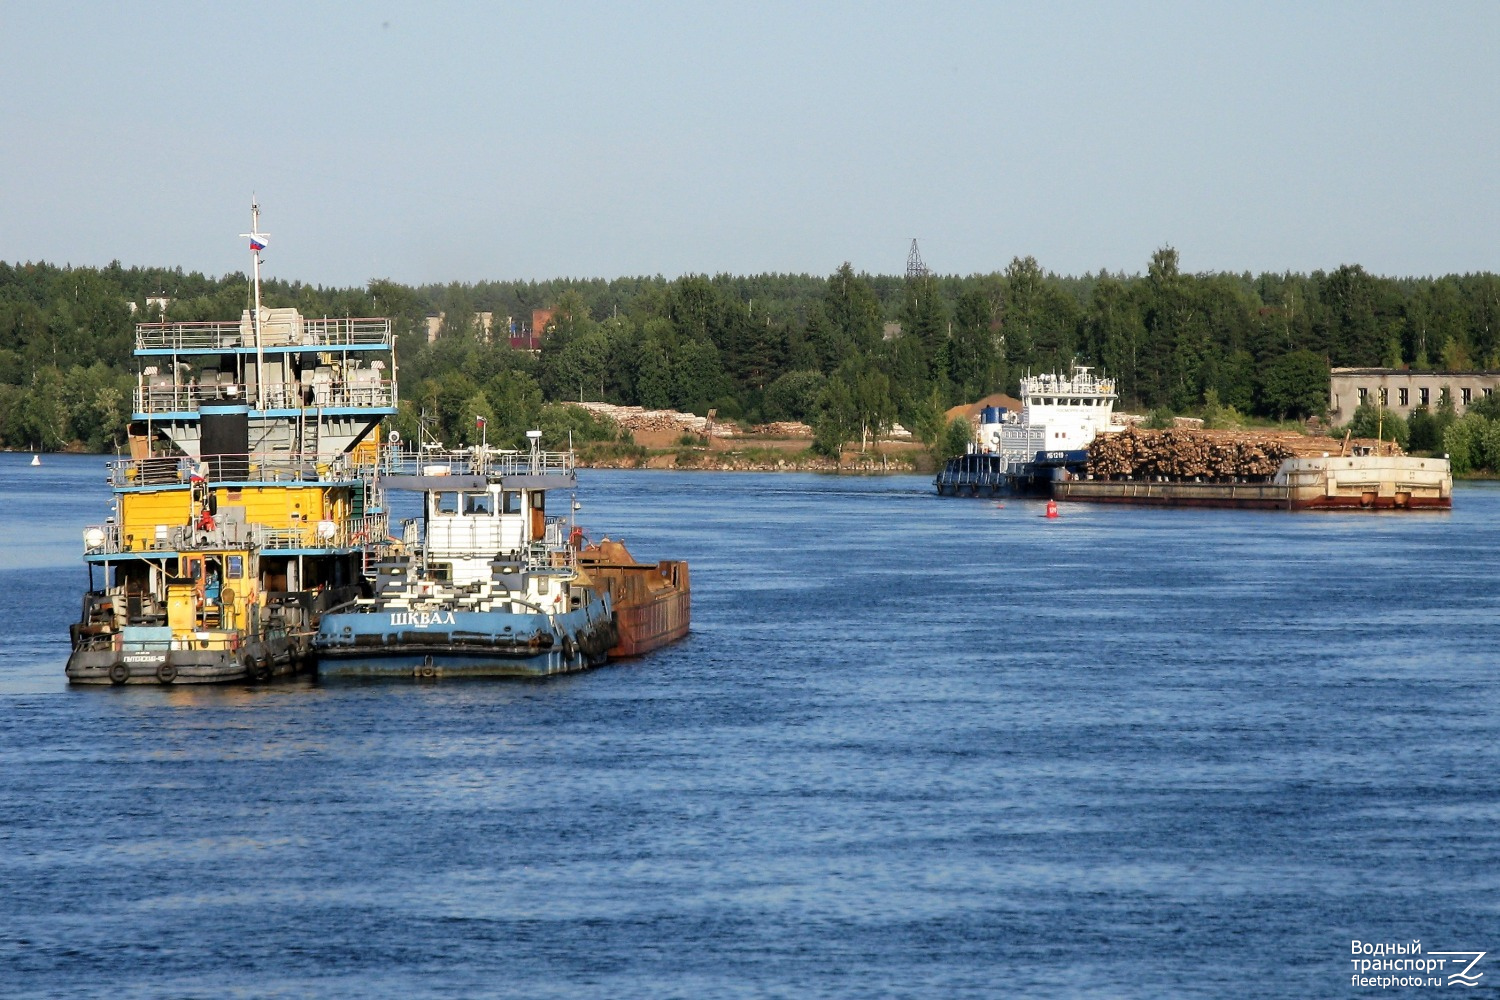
[824,263,882,355]
[1346,400,1409,449]
[1407,406,1442,453]
[948,287,999,402]
[1258,350,1328,419]
[1443,414,1484,474]
[635,338,674,409]
[1321,264,1382,366]
[912,387,950,447]
[852,367,895,452]
[898,271,946,382]
[812,376,858,459]
[940,416,973,460]
[763,370,826,422]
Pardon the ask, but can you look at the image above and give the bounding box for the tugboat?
[312,431,619,678]
[935,365,1120,497]
[66,203,397,684]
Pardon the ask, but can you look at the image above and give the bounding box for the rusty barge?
[577,539,691,657]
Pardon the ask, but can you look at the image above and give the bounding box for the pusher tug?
[312,431,620,678]
[935,365,1119,497]
[66,203,397,684]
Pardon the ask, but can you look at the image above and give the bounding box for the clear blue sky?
[1,1,1495,287]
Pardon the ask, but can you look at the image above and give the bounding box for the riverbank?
[577,439,934,473]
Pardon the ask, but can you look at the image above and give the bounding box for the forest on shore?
[3,249,1499,468]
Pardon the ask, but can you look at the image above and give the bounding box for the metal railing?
[134,379,396,414]
[135,317,392,351]
[107,450,374,487]
[83,511,389,555]
[386,445,575,478]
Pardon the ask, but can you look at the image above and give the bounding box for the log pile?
[748,421,814,438]
[1085,428,1398,481]
[568,402,735,437]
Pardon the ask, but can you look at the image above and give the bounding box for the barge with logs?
[936,365,1452,510]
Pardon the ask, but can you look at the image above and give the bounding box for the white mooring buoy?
[30,454,41,466]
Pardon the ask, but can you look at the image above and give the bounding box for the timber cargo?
[1055,427,1451,511]
[1055,454,1451,510]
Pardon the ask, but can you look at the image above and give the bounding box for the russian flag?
[249,235,267,252]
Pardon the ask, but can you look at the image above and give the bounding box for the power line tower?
[905,238,929,280]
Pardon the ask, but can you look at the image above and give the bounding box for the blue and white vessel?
[935,365,1121,497]
[313,432,618,678]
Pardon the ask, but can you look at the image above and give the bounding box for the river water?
[1,451,1497,998]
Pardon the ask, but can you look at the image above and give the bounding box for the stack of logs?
[569,402,734,438]
[1086,428,1300,482]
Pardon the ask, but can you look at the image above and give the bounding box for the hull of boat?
[576,543,690,658]
[65,635,304,685]
[1054,455,1452,511]
[612,581,691,657]
[313,598,617,679]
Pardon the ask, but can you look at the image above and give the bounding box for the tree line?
[2,252,1498,464]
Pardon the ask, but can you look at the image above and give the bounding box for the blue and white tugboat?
[935,365,1121,497]
[313,431,618,678]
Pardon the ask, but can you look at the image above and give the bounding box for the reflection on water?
[1,453,1498,997]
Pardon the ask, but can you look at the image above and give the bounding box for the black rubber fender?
[246,654,272,682]
[109,663,130,685]
[156,662,178,684]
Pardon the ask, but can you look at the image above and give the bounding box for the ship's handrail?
[385,445,575,478]
[107,450,374,487]
[135,317,392,351]
[83,511,391,555]
[134,379,397,413]
[1019,367,1117,397]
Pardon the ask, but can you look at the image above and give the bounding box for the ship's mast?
[240,200,269,410]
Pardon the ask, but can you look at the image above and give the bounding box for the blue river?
[1,451,1497,998]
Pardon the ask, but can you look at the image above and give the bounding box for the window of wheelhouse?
[502,490,522,514]
[434,491,459,515]
[463,491,491,515]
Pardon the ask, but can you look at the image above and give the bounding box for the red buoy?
[1045,498,1059,518]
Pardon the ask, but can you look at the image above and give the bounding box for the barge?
[576,539,691,657]
[1055,453,1452,510]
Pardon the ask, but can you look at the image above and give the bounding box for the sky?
[1,1,1495,287]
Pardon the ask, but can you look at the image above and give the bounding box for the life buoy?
[109,663,130,685]
[156,662,178,684]
[197,510,216,531]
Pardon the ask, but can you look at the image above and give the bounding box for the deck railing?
[83,511,390,555]
[134,380,396,414]
[385,445,575,478]
[135,317,392,351]
[106,450,381,487]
